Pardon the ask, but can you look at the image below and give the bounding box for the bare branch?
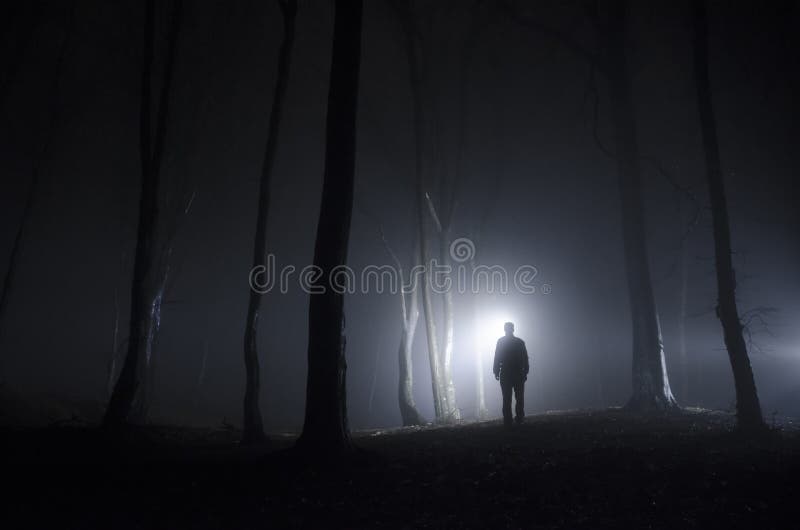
[424,192,443,233]
[183,189,197,215]
[377,224,403,273]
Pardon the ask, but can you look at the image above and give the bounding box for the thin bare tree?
[241,0,298,445]
[690,0,764,430]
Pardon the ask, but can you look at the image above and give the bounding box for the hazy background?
[0,0,797,430]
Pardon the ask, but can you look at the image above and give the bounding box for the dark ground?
[3,409,799,529]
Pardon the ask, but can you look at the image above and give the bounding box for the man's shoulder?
[499,336,525,348]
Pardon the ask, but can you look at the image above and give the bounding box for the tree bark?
[129,266,168,424]
[691,0,764,430]
[296,0,362,454]
[103,0,182,429]
[241,0,297,445]
[417,143,446,421]
[424,192,460,420]
[603,1,677,412]
[472,290,489,419]
[395,245,424,426]
[397,284,424,425]
[379,230,425,426]
[438,228,460,420]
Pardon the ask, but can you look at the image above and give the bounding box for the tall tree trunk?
[296,0,362,453]
[242,0,297,445]
[425,192,459,421]
[472,290,488,419]
[434,13,494,422]
[417,156,445,421]
[397,284,424,425]
[103,0,182,428]
[400,13,446,421]
[603,1,677,412]
[380,232,425,426]
[438,228,460,420]
[691,0,764,430]
[129,269,167,424]
[391,2,456,422]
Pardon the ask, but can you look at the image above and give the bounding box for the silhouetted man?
[493,322,529,428]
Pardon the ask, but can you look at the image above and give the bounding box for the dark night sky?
[0,0,797,430]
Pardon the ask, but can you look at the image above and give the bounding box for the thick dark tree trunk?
[691,0,764,430]
[241,0,297,446]
[296,0,362,454]
[103,0,182,429]
[604,1,677,412]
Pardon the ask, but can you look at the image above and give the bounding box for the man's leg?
[514,380,525,424]
[500,380,513,427]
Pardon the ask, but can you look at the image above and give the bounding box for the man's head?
[504,322,515,336]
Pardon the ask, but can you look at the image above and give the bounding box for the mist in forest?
[0,0,797,435]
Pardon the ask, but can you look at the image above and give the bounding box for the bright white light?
[477,313,516,358]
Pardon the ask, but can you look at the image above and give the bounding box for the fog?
[1,0,797,432]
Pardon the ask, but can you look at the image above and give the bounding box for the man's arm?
[493,339,502,379]
[521,340,529,378]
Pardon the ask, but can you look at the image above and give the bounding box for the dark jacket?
[493,335,529,382]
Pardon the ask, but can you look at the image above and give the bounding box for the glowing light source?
[477,313,516,359]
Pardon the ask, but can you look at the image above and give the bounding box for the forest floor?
[3,408,800,529]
